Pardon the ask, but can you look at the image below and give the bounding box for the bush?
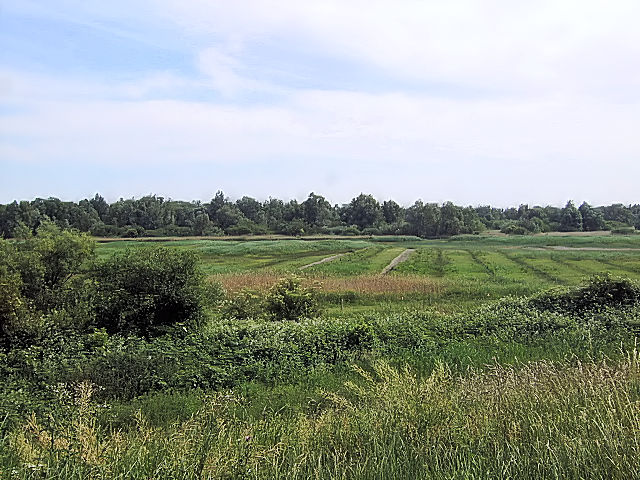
[361,227,382,236]
[0,224,95,345]
[93,247,206,335]
[264,276,320,321]
[611,226,636,235]
[530,274,640,314]
[89,222,122,237]
[0,271,40,344]
[122,226,145,238]
[500,222,528,235]
[325,225,361,236]
[221,289,264,320]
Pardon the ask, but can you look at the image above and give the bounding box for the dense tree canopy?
[1,193,638,239]
[560,201,583,232]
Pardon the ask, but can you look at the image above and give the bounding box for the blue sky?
[1,1,639,207]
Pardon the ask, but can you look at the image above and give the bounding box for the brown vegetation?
[210,272,444,295]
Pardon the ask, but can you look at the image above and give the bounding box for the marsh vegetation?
[2,227,640,478]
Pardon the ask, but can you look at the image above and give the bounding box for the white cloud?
[156,0,640,98]
[2,69,638,171]
[196,47,279,96]
[2,1,639,205]
[0,69,201,103]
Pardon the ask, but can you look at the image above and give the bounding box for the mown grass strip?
[466,249,497,278]
[549,253,594,276]
[300,253,347,270]
[497,250,565,284]
[595,258,640,276]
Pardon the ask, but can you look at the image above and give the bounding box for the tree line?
[1,192,638,238]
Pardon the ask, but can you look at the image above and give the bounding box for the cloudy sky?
[1,1,638,207]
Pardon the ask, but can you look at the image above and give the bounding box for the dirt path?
[547,246,640,252]
[381,249,415,275]
[300,253,346,270]
[519,246,640,252]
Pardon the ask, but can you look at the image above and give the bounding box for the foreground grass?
[3,353,640,479]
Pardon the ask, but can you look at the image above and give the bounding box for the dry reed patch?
[209,272,284,293]
[211,273,444,295]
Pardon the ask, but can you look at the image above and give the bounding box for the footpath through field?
[544,246,640,252]
[515,246,640,252]
[381,249,416,275]
[300,253,347,270]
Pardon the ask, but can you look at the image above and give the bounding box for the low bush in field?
[221,276,320,321]
[263,276,320,320]
[529,274,640,314]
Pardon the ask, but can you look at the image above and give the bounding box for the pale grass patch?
[15,381,104,467]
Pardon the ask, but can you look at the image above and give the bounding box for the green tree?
[89,193,110,220]
[0,248,36,341]
[579,202,606,231]
[405,201,440,237]
[439,202,464,236]
[602,203,634,224]
[382,200,404,224]
[206,191,227,221]
[0,223,95,343]
[559,201,583,232]
[302,193,335,229]
[191,211,218,236]
[236,196,265,224]
[263,198,285,231]
[8,222,95,311]
[215,204,247,231]
[341,194,383,230]
[461,206,485,234]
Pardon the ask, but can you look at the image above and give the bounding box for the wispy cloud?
[1,1,639,206]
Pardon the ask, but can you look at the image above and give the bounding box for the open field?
[96,234,640,313]
[4,233,640,478]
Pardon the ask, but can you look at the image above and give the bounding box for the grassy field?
[4,233,640,478]
[96,233,640,313]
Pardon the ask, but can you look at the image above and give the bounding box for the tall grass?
[4,352,640,479]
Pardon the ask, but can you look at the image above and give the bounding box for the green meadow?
[3,232,640,479]
[96,233,640,311]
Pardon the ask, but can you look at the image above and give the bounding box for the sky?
[1,1,639,207]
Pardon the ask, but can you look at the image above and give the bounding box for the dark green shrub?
[89,222,122,237]
[530,275,640,314]
[93,247,206,335]
[0,271,41,343]
[611,226,636,235]
[0,224,95,345]
[325,225,361,236]
[500,222,528,235]
[122,226,146,238]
